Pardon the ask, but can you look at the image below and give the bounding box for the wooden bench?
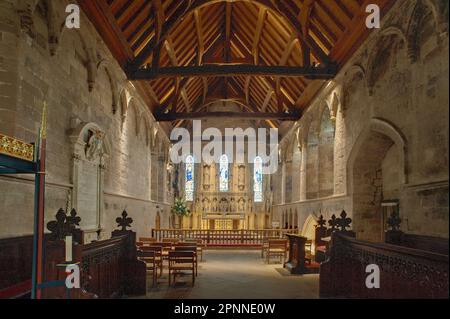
[168,251,196,286]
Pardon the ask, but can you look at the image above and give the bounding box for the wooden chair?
[139,237,157,243]
[261,237,279,258]
[141,246,163,277]
[152,242,174,261]
[174,246,198,276]
[168,251,196,286]
[136,241,144,248]
[266,239,288,264]
[137,249,157,287]
[184,239,204,261]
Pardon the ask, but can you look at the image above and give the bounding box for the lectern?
[284,233,308,274]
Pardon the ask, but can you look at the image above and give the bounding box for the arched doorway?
[348,119,405,242]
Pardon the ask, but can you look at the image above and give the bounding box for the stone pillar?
[333,107,346,195]
[300,142,307,201]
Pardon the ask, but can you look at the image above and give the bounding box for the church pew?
[319,232,449,299]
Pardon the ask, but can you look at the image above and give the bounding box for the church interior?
[0,0,448,300]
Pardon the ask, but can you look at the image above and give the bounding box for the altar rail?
[151,229,297,246]
[320,232,449,299]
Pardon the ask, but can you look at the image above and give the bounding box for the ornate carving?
[66,208,81,232]
[116,210,133,231]
[330,234,449,296]
[316,215,326,229]
[336,210,352,231]
[0,133,34,161]
[328,214,338,233]
[47,208,81,241]
[85,130,106,161]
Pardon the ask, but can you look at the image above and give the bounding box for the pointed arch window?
[185,155,194,201]
[219,154,229,192]
[254,156,263,202]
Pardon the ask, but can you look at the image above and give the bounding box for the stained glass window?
[185,155,194,201]
[219,154,229,192]
[254,156,263,202]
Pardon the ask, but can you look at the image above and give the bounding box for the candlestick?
[65,235,73,262]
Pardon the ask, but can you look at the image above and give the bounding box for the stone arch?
[318,103,336,197]
[343,64,370,111]
[347,118,407,242]
[96,59,120,114]
[126,98,141,136]
[138,115,152,146]
[406,0,445,63]
[291,132,302,202]
[301,214,317,241]
[119,88,129,120]
[305,111,321,199]
[366,28,408,95]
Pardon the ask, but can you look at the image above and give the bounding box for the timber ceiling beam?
[194,9,205,65]
[126,0,332,73]
[155,111,301,121]
[130,64,338,80]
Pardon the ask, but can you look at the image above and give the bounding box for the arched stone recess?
[366,26,408,96]
[118,88,129,124]
[291,132,302,202]
[305,113,320,200]
[69,122,111,243]
[96,58,120,115]
[318,102,336,198]
[406,0,447,63]
[301,213,318,244]
[138,114,152,147]
[126,98,142,137]
[342,64,369,112]
[347,118,407,242]
[19,0,64,55]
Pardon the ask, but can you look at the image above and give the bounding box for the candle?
[65,235,73,262]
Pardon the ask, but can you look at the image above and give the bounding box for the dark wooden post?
[111,210,146,296]
[284,234,308,274]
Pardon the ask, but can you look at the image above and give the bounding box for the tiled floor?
[139,249,319,299]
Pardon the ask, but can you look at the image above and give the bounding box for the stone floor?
[138,249,319,299]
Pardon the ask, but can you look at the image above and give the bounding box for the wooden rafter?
[155,111,300,121]
[194,9,205,65]
[79,0,396,128]
[127,0,331,72]
[131,64,338,80]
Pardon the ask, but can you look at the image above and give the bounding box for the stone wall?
[273,0,449,240]
[0,0,172,240]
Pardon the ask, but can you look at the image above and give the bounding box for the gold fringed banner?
[0,133,34,161]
